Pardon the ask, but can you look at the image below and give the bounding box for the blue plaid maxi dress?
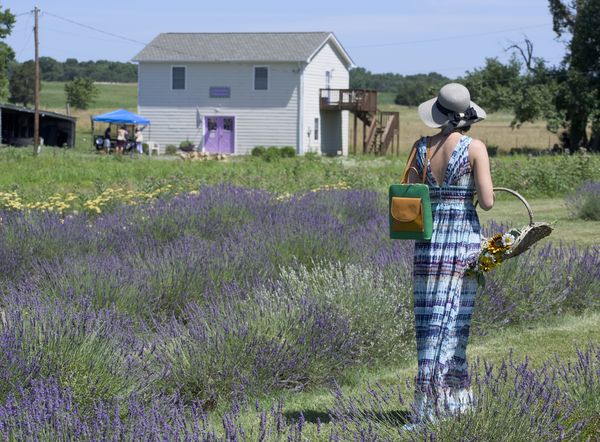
[412,134,481,420]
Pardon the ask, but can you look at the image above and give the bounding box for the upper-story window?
[172,66,186,90]
[254,66,269,90]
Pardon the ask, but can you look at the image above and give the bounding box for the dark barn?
[0,104,76,148]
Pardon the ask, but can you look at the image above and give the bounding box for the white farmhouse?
[132,32,357,155]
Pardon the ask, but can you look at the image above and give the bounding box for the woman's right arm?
[470,139,494,210]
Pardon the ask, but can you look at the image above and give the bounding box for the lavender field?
[0,185,599,440]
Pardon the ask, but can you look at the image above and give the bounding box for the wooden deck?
[319,89,378,113]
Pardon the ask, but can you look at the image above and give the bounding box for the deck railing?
[319,89,378,113]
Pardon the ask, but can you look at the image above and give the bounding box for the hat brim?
[418,97,486,128]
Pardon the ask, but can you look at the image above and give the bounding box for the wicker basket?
[478,187,553,259]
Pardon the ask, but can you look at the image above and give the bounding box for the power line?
[43,11,148,47]
[41,10,212,61]
[14,14,34,59]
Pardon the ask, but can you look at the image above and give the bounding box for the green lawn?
[478,197,600,247]
[40,81,137,111]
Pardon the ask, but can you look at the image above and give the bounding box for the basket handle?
[475,187,534,225]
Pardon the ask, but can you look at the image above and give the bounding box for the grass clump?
[566,181,600,220]
[251,145,296,161]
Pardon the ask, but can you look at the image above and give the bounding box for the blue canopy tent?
[92,109,150,125]
[91,109,151,151]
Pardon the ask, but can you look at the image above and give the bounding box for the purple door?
[204,116,235,153]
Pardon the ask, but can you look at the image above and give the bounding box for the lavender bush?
[565,181,600,221]
[152,295,358,407]
[0,185,599,439]
[266,263,414,364]
[330,348,600,441]
[0,296,149,411]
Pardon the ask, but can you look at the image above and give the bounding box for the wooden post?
[353,112,357,156]
[397,115,400,156]
[363,120,367,154]
[33,6,40,156]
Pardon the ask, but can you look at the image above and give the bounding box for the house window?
[314,118,319,141]
[172,66,186,90]
[254,66,268,90]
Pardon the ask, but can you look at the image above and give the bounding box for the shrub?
[486,144,499,157]
[64,77,98,110]
[179,140,194,152]
[263,146,282,162]
[165,144,177,155]
[252,146,296,161]
[280,146,296,158]
[565,181,600,220]
[142,142,149,155]
[491,155,599,197]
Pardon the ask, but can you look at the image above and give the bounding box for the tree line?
[36,57,137,83]
[350,68,450,106]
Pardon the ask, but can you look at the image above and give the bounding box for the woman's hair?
[443,124,471,134]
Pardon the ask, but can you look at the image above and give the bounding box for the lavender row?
[1,345,598,440]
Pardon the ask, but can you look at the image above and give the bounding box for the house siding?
[301,41,349,155]
[138,62,299,154]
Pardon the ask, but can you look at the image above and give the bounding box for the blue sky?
[3,0,565,77]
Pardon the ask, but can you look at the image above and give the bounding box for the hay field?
[353,93,559,154]
[39,82,559,153]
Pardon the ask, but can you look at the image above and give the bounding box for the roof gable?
[132,32,353,66]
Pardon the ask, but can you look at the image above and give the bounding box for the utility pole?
[33,6,40,156]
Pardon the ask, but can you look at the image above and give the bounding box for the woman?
[135,127,144,154]
[407,83,494,423]
[116,126,128,155]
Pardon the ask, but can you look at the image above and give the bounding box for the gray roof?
[0,103,77,122]
[132,32,353,66]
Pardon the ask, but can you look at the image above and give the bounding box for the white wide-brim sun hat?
[418,83,486,129]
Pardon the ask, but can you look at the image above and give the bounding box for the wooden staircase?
[364,111,400,155]
[320,88,399,155]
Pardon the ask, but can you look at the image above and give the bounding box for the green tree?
[64,77,98,110]
[548,0,600,152]
[9,60,38,106]
[0,3,15,102]
[394,73,449,106]
[462,57,522,112]
[40,56,64,81]
[350,67,449,103]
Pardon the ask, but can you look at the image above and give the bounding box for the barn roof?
[132,32,354,67]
